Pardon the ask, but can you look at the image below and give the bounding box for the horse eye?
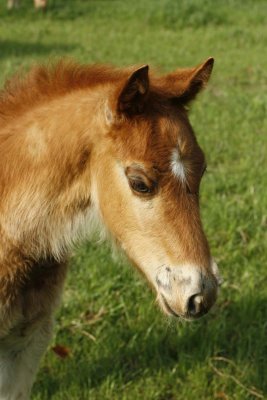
[129,179,151,194]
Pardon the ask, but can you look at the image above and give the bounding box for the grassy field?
[1,0,267,399]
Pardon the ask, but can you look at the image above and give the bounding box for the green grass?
[1,0,267,399]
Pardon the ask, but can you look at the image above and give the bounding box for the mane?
[0,60,127,125]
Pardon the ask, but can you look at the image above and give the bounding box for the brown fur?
[0,58,218,398]
[0,57,215,314]
[0,61,126,126]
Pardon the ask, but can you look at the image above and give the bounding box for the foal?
[0,58,220,399]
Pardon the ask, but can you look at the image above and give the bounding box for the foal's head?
[93,58,220,320]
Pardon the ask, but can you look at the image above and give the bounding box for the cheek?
[95,162,167,252]
[96,164,134,239]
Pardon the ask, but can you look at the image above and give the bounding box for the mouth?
[160,293,208,321]
[156,263,220,320]
[160,293,180,318]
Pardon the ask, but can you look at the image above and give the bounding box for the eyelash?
[130,179,152,194]
[127,165,206,196]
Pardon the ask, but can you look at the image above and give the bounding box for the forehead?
[111,109,205,172]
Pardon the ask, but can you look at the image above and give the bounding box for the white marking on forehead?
[170,148,186,182]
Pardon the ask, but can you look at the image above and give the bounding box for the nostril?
[188,294,204,317]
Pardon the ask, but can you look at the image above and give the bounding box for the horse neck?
[0,87,108,260]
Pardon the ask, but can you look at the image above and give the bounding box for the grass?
[1,0,267,399]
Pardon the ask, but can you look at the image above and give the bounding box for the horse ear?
[118,65,149,115]
[166,58,214,104]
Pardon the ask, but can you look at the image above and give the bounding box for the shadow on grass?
[35,293,267,398]
[0,40,76,59]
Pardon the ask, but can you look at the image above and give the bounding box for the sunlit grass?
[0,1,266,399]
